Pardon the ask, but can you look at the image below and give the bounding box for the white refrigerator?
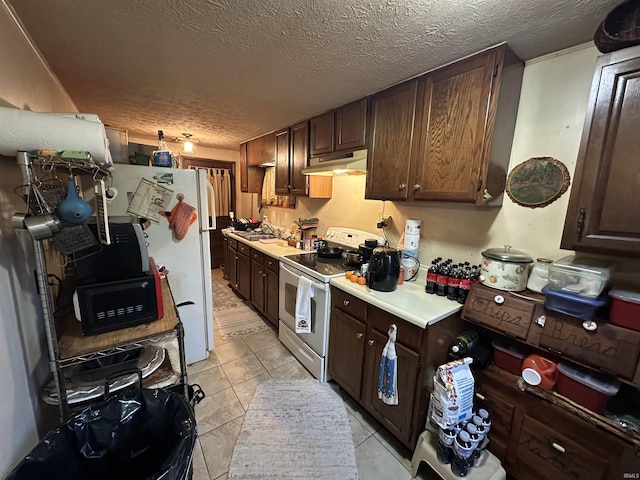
[99,164,215,364]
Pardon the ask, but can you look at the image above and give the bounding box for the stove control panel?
[324,227,384,250]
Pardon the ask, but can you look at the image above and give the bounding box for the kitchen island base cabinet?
[328,287,460,449]
[250,248,279,329]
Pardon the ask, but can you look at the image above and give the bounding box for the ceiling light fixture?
[173,133,198,154]
[182,133,194,154]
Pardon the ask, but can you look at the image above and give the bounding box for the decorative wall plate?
[506,157,570,208]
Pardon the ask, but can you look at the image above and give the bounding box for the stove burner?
[283,252,352,278]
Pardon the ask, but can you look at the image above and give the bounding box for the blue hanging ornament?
[56,176,92,224]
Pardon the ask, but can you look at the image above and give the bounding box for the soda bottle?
[457,267,472,304]
[436,260,450,296]
[478,408,491,434]
[450,330,479,356]
[451,430,474,477]
[425,260,438,294]
[446,264,461,301]
[465,423,482,468]
[436,427,456,464]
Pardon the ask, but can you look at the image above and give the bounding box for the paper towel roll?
[0,107,112,165]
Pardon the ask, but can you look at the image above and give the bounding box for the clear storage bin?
[547,255,612,298]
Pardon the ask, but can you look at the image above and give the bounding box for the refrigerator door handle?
[205,181,216,231]
[198,170,217,232]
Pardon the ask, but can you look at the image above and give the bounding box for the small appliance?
[367,246,401,292]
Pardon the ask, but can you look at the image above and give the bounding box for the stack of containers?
[542,255,621,412]
[401,219,421,281]
[541,255,612,321]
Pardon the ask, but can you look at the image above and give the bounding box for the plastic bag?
[7,388,196,480]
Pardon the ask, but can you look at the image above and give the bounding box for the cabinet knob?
[356,332,363,339]
[343,300,350,306]
[494,295,505,304]
[368,339,375,346]
[399,184,406,190]
[475,392,486,401]
[551,442,566,453]
[413,184,421,191]
[263,273,267,278]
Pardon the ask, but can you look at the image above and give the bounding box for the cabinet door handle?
[356,332,363,339]
[262,273,266,277]
[343,300,350,306]
[576,207,586,240]
[551,442,566,453]
[368,339,375,346]
[475,392,486,401]
[399,183,406,190]
[413,184,421,191]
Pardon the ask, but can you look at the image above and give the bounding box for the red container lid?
[557,361,620,396]
[610,288,640,305]
[491,340,527,359]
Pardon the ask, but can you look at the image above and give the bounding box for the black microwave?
[73,273,159,336]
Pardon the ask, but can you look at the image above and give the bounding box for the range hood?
[301,149,367,176]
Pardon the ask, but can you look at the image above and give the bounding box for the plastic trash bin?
[7,387,197,480]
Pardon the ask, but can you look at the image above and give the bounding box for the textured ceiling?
[8,0,623,150]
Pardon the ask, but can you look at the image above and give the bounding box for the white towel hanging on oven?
[378,324,398,405]
[295,276,314,333]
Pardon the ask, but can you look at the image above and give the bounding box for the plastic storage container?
[491,340,528,375]
[542,285,608,321]
[547,255,612,298]
[556,361,620,413]
[609,288,640,331]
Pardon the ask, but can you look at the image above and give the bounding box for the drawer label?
[540,315,640,378]
[463,296,532,339]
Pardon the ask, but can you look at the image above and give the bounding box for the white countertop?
[228,232,462,329]
[330,268,462,329]
[227,232,301,258]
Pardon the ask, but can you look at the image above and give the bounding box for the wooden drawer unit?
[250,249,264,263]
[264,256,278,273]
[237,241,250,256]
[538,311,640,379]
[368,305,422,351]
[227,237,238,250]
[462,283,536,340]
[517,415,609,480]
[332,287,367,320]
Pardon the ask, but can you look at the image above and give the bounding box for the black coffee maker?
[367,246,401,292]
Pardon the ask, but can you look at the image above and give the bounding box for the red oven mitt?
[160,195,197,241]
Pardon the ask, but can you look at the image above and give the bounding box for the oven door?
[279,262,330,356]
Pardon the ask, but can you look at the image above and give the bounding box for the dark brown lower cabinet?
[474,366,639,480]
[250,247,279,329]
[328,287,459,449]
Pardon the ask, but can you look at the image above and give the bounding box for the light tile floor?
[188,320,441,480]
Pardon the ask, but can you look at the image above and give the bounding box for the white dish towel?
[378,324,399,405]
[295,276,314,333]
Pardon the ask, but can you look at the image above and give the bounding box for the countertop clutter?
[228,232,462,329]
[330,268,462,329]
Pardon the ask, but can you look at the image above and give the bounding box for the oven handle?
[280,263,330,293]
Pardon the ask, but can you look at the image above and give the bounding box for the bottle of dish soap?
[153,130,172,167]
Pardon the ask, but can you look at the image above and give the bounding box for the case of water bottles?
[436,409,493,477]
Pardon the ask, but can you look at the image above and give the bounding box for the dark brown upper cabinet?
[366,44,523,205]
[310,98,368,157]
[561,45,640,255]
[239,142,264,193]
[365,79,419,201]
[247,132,276,166]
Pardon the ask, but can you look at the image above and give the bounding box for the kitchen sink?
[234,231,278,241]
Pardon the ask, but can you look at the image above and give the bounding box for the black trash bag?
[7,388,196,480]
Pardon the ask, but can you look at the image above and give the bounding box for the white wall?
[0,1,79,476]
[262,44,619,269]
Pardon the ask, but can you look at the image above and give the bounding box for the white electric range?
[278,227,384,381]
